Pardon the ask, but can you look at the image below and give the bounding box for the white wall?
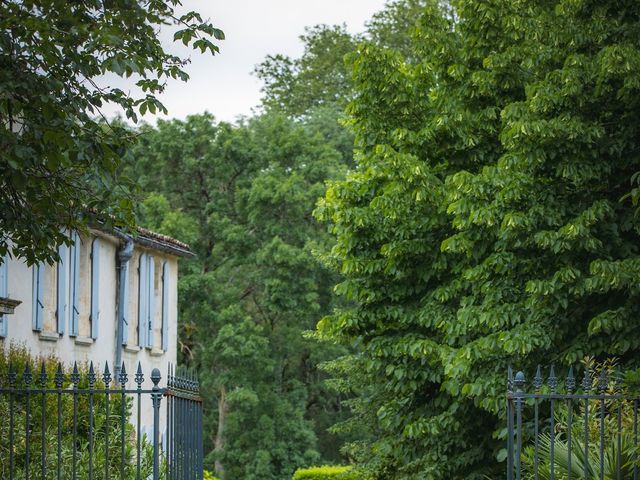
[0,229,180,436]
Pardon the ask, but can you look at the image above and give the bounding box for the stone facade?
[0,227,192,436]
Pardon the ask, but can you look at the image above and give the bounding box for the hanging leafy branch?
[0,0,224,264]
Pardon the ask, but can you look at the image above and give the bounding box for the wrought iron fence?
[166,364,204,480]
[0,360,203,480]
[506,364,639,480]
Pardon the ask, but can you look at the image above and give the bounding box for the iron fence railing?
[0,361,203,480]
[166,364,204,480]
[507,365,639,480]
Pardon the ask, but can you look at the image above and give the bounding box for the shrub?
[204,471,221,480]
[292,465,359,480]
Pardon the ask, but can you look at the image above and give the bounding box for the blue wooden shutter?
[122,263,130,345]
[161,262,169,351]
[90,238,100,339]
[70,232,81,336]
[0,255,8,337]
[32,264,44,331]
[56,244,68,335]
[146,256,155,348]
[138,254,147,346]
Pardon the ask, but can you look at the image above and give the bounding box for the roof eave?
[133,234,196,258]
[108,226,196,258]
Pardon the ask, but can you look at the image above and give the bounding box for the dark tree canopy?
[124,112,351,479]
[0,0,223,264]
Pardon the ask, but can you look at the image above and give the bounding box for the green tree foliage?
[125,112,350,479]
[366,0,439,60]
[255,25,359,118]
[315,0,640,478]
[0,0,223,264]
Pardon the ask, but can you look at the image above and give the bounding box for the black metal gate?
[165,365,204,480]
[0,360,203,480]
[506,364,640,480]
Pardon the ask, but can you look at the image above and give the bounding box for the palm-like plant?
[523,430,637,479]
[522,358,640,480]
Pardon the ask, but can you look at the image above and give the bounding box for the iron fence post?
[548,366,557,480]
[566,366,575,480]
[507,366,514,480]
[533,365,543,480]
[8,363,16,480]
[24,362,32,480]
[151,367,163,480]
[514,371,525,480]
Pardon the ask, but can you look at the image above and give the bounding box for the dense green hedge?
[292,465,358,480]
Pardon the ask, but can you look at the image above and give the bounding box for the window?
[0,254,8,337]
[55,243,69,334]
[90,237,101,339]
[56,233,84,337]
[33,233,100,339]
[32,260,60,334]
[69,232,81,336]
[32,237,72,335]
[138,253,156,348]
[32,263,45,331]
[161,261,170,352]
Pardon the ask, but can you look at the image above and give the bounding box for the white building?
[0,226,193,434]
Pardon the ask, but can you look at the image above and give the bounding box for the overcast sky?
[102,0,388,124]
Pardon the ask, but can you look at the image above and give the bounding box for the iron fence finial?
[566,365,575,393]
[8,362,17,386]
[103,361,112,386]
[135,361,144,388]
[514,371,525,391]
[88,361,96,388]
[582,366,592,392]
[548,365,557,393]
[38,361,47,388]
[151,367,161,386]
[533,365,543,391]
[55,363,64,389]
[23,362,33,386]
[119,362,128,386]
[71,361,80,387]
[599,366,608,394]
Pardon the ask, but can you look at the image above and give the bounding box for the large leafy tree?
[255,24,359,119]
[0,0,223,264]
[316,0,640,478]
[125,112,350,479]
[366,0,438,60]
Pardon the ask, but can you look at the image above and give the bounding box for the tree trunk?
[214,385,227,479]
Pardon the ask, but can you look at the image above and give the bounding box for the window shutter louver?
[122,264,130,345]
[146,256,155,348]
[56,244,68,335]
[70,232,80,336]
[138,254,148,347]
[32,264,44,331]
[90,238,100,339]
[0,255,8,337]
[161,262,169,351]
